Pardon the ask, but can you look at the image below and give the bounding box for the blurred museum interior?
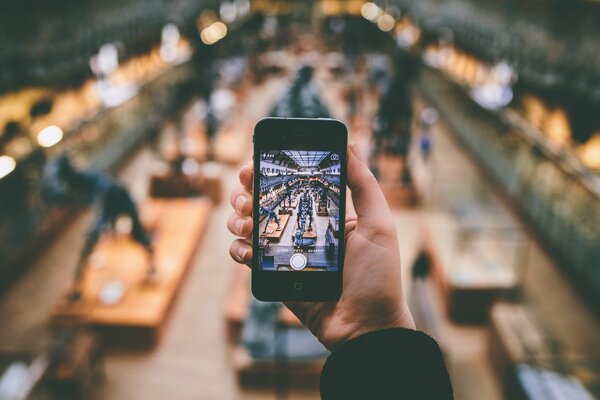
[0,0,599,398]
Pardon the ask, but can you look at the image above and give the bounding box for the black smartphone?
[252,117,347,301]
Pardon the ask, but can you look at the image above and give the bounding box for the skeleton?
[259,206,280,234]
[318,186,329,212]
[298,192,313,231]
[43,155,154,302]
[294,191,315,247]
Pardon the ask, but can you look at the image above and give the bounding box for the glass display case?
[419,66,600,310]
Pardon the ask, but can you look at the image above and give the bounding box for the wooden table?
[0,331,104,399]
[225,266,326,389]
[260,214,290,242]
[52,198,212,348]
[489,302,554,399]
[375,154,419,207]
[424,213,520,322]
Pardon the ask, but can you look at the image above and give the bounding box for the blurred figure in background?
[270,65,331,119]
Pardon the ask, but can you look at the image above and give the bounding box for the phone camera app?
[258,150,341,272]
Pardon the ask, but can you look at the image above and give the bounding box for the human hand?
[227,143,415,350]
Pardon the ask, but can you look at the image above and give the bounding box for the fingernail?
[235,219,245,233]
[236,195,247,210]
[237,247,247,259]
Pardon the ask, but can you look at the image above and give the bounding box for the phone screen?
[258,150,341,272]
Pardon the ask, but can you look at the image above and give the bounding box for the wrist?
[346,305,416,344]
[322,305,416,350]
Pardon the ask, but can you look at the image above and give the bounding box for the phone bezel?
[252,117,348,301]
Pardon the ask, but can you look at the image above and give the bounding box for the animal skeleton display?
[294,191,315,248]
[43,154,155,302]
[317,186,329,216]
[259,206,280,234]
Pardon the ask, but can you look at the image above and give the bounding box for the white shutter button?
[290,253,307,270]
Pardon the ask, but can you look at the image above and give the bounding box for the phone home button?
[294,282,302,291]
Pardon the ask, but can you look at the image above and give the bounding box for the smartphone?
[252,117,347,301]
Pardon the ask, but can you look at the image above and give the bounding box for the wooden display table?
[301,230,317,240]
[260,214,290,242]
[0,331,104,399]
[424,213,520,322]
[200,165,224,204]
[278,207,293,215]
[52,198,212,347]
[226,266,326,389]
[149,162,223,204]
[149,173,203,198]
[317,206,329,217]
[489,303,554,367]
[225,266,301,343]
[375,155,418,207]
[488,303,600,399]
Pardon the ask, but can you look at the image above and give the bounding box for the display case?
[418,65,600,310]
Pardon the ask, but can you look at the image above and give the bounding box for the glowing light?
[361,2,381,21]
[162,24,180,45]
[200,28,218,45]
[37,125,64,148]
[201,21,228,45]
[580,132,600,170]
[0,155,16,179]
[213,22,228,38]
[160,24,181,62]
[97,43,119,75]
[493,61,515,86]
[377,13,395,32]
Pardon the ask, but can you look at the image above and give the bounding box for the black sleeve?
[320,328,453,399]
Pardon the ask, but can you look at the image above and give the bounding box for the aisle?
[401,116,505,400]
[97,79,291,400]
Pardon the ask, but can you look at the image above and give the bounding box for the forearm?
[320,328,453,399]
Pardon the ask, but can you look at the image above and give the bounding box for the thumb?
[347,143,391,222]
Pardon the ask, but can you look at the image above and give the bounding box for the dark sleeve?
[320,328,453,399]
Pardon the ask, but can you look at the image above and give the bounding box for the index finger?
[239,163,253,193]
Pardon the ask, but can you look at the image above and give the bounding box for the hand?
[227,143,415,350]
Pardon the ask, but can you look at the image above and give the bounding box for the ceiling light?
[37,125,64,148]
[377,13,395,32]
[361,2,381,21]
[0,155,16,179]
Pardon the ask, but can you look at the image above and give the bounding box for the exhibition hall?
[1,0,599,398]
[258,150,341,272]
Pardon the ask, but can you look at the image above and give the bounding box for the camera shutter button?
[290,253,307,270]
